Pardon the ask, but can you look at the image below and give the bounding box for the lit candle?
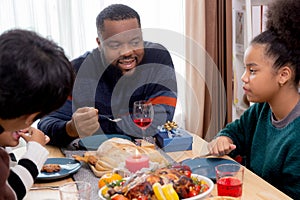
[125,149,149,173]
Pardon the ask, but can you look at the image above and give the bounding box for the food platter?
[37,158,81,181]
[98,174,214,200]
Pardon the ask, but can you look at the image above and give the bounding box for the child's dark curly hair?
[263,0,300,86]
[266,0,300,50]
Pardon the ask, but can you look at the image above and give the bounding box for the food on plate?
[72,154,98,165]
[98,173,123,189]
[161,183,180,200]
[41,164,61,173]
[100,165,211,200]
[74,138,169,177]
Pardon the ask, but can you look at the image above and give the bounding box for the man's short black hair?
[96,4,141,37]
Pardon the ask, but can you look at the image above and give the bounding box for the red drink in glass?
[217,177,243,197]
[133,118,152,129]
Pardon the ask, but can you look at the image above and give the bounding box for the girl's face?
[0,131,21,147]
[241,44,280,103]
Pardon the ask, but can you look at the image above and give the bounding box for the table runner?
[61,139,176,200]
[63,150,100,200]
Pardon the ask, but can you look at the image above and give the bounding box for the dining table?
[24,134,292,200]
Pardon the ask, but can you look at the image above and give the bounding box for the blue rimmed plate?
[37,158,81,181]
[181,157,239,182]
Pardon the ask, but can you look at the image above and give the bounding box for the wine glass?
[132,100,154,143]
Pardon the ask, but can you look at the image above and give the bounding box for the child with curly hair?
[208,0,300,198]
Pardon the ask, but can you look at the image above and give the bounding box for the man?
[0,29,74,199]
[38,4,177,147]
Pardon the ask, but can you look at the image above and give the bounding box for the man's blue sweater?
[38,41,177,146]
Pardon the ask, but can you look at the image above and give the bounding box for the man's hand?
[208,136,236,156]
[66,107,100,138]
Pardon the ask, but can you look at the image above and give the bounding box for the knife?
[30,186,59,190]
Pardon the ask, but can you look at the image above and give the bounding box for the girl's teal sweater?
[217,102,300,199]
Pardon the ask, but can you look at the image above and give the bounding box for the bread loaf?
[88,138,169,177]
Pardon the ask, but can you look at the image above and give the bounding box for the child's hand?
[208,136,236,156]
[19,127,50,146]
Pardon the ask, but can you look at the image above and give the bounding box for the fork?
[98,114,122,122]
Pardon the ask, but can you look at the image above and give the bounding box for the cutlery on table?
[98,114,122,122]
[30,186,59,190]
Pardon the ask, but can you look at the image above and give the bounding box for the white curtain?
[0,0,184,58]
[0,0,186,126]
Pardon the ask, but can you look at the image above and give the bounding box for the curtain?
[0,0,185,60]
[185,0,206,137]
[0,0,101,59]
[185,0,232,140]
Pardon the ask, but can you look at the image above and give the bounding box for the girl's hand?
[19,127,50,146]
[208,136,236,156]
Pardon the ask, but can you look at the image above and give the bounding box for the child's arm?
[8,128,49,200]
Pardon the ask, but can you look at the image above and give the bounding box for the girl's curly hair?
[266,0,300,50]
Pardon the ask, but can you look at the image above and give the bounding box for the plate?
[98,174,214,200]
[78,134,132,150]
[37,158,81,181]
[181,157,239,182]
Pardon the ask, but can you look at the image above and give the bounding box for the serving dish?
[98,173,214,200]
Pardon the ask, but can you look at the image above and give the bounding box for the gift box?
[155,128,193,152]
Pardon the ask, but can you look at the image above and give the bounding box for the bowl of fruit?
[98,165,214,200]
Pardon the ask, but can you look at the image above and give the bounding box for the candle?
[125,149,149,173]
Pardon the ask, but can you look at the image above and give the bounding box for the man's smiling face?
[99,18,144,75]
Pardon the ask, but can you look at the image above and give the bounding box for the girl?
[208,0,300,198]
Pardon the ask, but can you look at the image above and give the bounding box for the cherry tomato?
[111,194,129,200]
[137,196,148,200]
[181,165,191,171]
[188,189,198,197]
[194,185,201,193]
[184,170,192,178]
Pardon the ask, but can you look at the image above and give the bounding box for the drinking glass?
[59,181,91,200]
[132,100,154,142]
[215,163,244,199]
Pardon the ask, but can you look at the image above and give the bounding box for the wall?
[232,0,269,120]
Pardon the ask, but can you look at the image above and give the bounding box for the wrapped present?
[155,121,193,152]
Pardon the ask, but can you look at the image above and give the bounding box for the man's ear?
[278,66,292,86]
[96,37,101,47]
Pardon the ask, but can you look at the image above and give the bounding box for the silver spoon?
[98,114,122,122]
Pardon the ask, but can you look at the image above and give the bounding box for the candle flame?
[134,149,141,158]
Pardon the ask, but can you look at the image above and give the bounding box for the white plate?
[37,158,82,181]
[98,173,214,200]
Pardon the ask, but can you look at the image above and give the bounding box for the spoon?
[98,114,122,122]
